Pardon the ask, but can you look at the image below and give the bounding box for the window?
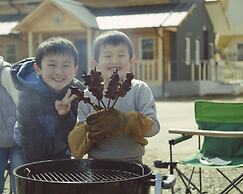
[237,44,243,61]
[209,42,215,65]
[195,39,200,65]
[140,38,155,60]
[4,44,16,63]
[203,30,209,60]
[209,42,214,59]
[185,37,190,65]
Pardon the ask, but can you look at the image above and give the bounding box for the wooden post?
[38,33,43,45]
[158,27,163,83]
[198,63,201,80]
[168,61,171,81]
[203,61,206,80]
[87,28,92,72]
[28,31,33,57]
[191,63,195,81]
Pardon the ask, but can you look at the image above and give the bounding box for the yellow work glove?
[86,108,153,145]
[68,122,93,159]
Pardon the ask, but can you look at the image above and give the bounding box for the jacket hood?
[15,58,48,92]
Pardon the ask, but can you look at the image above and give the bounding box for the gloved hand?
[86,125,114,140]
[68,122,94,159]
[86,108,153,145]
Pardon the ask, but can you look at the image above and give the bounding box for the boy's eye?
[47,63,56,67]
[104,55,111,58]
[63,63,72,68]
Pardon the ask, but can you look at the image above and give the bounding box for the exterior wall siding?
[173,1,215,81]
[163,30,174,81]
[122,29,163,85]
[0,35,28,63]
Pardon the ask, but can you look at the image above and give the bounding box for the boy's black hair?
[93,30,134,62]
[35,37,78,67]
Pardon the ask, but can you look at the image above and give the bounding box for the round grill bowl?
[14,159,153,194]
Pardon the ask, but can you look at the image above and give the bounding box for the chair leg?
[175,167,205,194]
[187,167,195,190]
[219,172,243,194]
[199,167,202,192]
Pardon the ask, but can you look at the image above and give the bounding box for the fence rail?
[216,62,243,83]
[131,59,243,84]
[132,59,161,84]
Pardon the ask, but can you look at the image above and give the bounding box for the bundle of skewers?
[70,68,134,111]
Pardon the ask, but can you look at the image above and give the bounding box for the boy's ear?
[75,64,78,73]
[130,56,136,65]
[34,63,41,75]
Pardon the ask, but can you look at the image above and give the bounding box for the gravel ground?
[3,96,243,194]
[147,96,243,194]
[148,160,243,194]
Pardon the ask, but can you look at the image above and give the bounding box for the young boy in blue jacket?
[11,37,85,162]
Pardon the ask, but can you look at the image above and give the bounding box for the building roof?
[0,22,18,35]
[0,13,26,35]
[52,0,97,28]
[86,3,176,16]
[0,13,27,22]
[10,0,195,33]
[205,0,230,34]
[88,2,195,30]
[14,0,97,32]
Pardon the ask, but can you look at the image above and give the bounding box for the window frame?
[209,42,214,60]
[195,39,200,65]
[139,37,155,60]
[185,37,191,65]
[237,43,243,61]
[4,43,17,63]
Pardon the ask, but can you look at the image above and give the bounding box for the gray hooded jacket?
[0,57,17,148]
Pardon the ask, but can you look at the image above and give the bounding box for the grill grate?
[26,169,140,183]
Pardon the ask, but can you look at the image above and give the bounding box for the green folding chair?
[168,100,243,194]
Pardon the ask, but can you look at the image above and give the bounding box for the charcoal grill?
[14,159,175,194]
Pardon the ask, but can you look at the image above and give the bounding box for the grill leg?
[154,173,162,194]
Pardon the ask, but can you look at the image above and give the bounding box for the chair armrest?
[169,134,192,145]
[169,128,243,138]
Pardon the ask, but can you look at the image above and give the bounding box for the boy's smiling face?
[35,54,77,92]
[95,43,135,83]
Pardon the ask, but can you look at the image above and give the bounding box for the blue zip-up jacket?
[11,58,85,162]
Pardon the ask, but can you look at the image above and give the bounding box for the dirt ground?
[3,95,243,194]
[145,95,243,194]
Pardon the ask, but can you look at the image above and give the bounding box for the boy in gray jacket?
[69,30,160,163]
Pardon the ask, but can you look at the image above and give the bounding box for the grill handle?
[162,174,176,189]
